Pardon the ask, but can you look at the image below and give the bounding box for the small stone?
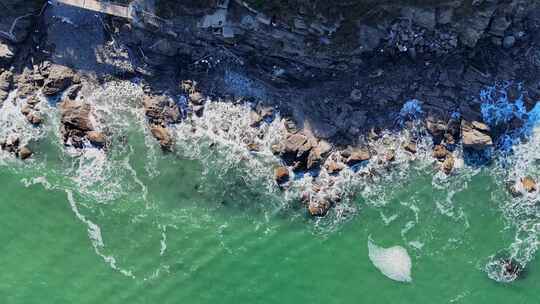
[521,176,537,193]
[274,166,290,184]
[442,155,454,175]
[18,146,32,160]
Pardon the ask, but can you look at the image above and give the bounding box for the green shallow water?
[1,87,540,304]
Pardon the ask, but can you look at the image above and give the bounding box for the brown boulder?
[274,166,290,184]
[346,148,371,165]
[59,100,93,131]
[87,131,106,146]
[432,145,449,160]
[18,146,32,160]
[283,133,312,156]
[521,177,537,193]
[150,125,173,150]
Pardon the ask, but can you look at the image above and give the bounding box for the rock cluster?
[0,133,32,160]
[59,99,105,149]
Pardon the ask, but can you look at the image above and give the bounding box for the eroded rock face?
[461,120,493,150]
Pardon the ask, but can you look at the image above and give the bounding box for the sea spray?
[368,238,412,282]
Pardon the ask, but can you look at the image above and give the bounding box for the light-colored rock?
[18,146,32,160]
[150,125,172,149]
[87,131,106,146]
[521,176,537,193]
[461,120,493,150]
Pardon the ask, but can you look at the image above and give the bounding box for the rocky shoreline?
[0,0,539,220]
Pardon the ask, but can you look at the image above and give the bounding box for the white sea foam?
[368,238,412,282]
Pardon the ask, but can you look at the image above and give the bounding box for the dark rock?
[358,24,384,52]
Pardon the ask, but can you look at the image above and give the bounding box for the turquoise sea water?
[1,82,539,303]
